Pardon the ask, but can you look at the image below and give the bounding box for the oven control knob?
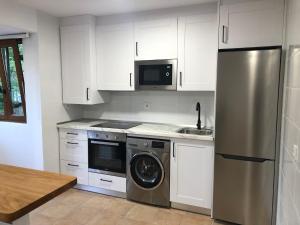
[143,142,149,147]
[114,136,118,140]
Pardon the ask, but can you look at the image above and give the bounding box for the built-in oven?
[135,59,177,90]
[88,131,126,177]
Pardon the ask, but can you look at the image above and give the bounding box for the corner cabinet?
[177,14,218,91]
[60,17,108,104]
[219,0,284,49]
[170,139,214,212]
[134,18,178,60]
[96,23,135,91]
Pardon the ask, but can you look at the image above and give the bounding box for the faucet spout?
[196,102,201,130]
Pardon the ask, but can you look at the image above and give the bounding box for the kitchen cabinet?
[219,0,284,49]
[170,140,214,211]
[134,18,177,60]
[59,129,88,185]
[177,14,218,91]
[97,23,135,91]
[60,17,108,104]
[88,172,126,193]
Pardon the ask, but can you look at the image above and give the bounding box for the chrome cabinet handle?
[222,25,228,44]
[67,163,79,167]
[100,178,112,183]
[173,143,175,158]
[86,88,90,101]
[180,72,183,87]
[130,73,132,87]
[67,142,78,145]
[136,42,139,56]
[66,132,78,136]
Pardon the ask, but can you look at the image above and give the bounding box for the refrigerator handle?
[219,154,269,163]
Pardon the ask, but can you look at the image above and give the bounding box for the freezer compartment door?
[213,154,274,225]
[215,49,281,159]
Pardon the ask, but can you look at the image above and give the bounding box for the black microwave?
[135,59,177,90]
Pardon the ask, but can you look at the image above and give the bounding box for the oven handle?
[90,140,120,146]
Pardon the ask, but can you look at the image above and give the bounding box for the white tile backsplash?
[83,91,215,127]
[277,8,300,223]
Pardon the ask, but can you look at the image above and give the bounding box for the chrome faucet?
[196,102,201,130]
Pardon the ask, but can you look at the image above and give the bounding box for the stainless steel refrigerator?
[213,47,283,225]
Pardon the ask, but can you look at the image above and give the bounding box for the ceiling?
[15,0,217,17]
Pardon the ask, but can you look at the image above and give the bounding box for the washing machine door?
[130,152,164,190]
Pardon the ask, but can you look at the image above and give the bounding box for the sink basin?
[177,128,213,136]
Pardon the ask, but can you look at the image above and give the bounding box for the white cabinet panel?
[177,14,218,91]
[60,19,108,104]
[59,129,87,141]
[134,18,178,60]
[60,139,88,163]
[171,140,214,209]
[60,160,88,185]
[219,0,284,49]
[88,172,126,193]
[97,23,135,91]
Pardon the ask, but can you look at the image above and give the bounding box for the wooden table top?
[0,164,76,223]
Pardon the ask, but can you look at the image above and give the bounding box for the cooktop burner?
[91,121,141,130]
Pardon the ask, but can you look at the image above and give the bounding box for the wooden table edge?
[0,179,77,223]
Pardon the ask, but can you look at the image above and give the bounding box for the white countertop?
[57,119,214,141]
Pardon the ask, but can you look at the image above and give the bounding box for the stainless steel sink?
[177,128,213,136]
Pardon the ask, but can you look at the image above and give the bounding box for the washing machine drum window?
[130,153,164,189]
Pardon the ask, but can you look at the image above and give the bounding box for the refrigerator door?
[215,48,281,160]
[213,154,274,225]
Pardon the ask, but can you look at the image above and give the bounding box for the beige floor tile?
[30,214,54,225]
[30,189,215,225]
[125,204,160,223]
[39,203,77,219]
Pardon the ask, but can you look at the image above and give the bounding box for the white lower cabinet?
[88,172,126,193]
[170,140,214,210]
[60,139,88,163]
[60,160,88,185]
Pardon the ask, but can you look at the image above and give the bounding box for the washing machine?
[126,136,170,207]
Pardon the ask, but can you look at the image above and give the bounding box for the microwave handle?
[90,141,119,146]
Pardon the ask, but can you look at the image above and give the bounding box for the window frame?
[0,39,26,123]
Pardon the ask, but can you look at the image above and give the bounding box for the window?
[0,39,26,123]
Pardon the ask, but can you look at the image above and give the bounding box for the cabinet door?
[170,141,214,209]
[219,0,284,49]
[61,25,91,104]
[177,14,218,91]
[134,18,177,60]
[60,160,88,185]
[97,23,135,91]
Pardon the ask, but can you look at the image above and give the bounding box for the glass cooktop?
[91,121,141,130]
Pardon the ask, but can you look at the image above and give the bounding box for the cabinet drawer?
[59,129,88,141]
[60,139,88,163]
[88,172,126,193]
[60,160,88,185]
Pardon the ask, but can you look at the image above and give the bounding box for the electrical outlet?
[292,144,299,162]
[144,102,150,110]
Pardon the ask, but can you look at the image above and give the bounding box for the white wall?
[83,91,215,127]
[0,0,82,172]
[0,0,37,33]
[0,34,44,169]
[277,0,300,224]
[37,12,82,172]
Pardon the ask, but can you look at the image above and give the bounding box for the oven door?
[136,59,177,90]
[88,139,126,177]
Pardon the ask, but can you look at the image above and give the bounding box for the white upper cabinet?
[171,140,214,210]
[134,18,178,60]
[177,14,218,91]
[219,0,284,49]
[97,23,135,91]
[60,16,108,104]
